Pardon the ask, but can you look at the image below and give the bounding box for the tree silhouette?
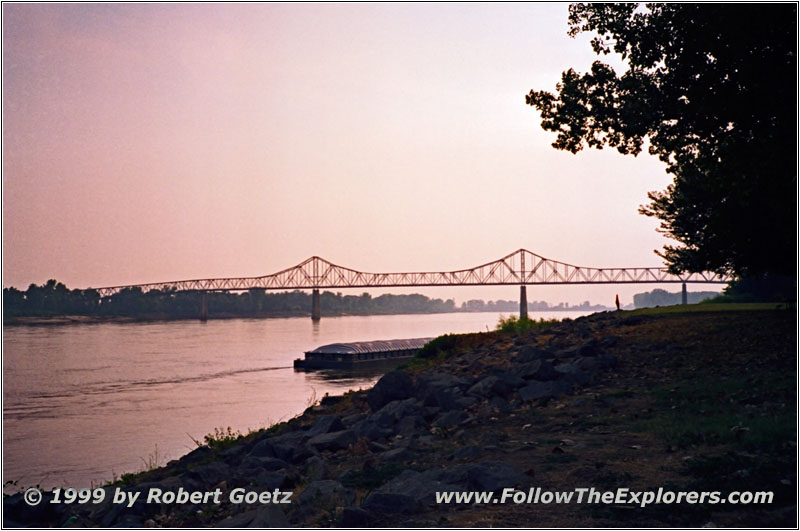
[527,4,796,281]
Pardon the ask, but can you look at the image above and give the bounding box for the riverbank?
[3,308,608,327]
[4,306,795,527]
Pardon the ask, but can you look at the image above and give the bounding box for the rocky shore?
[4,307,795,527]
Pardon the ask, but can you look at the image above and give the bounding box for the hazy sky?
[2,3,719,305]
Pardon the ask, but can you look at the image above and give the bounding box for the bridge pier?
[200,291,208,322]
[681,282,687,305]
[311,289,321,321]
[519,285,528,320]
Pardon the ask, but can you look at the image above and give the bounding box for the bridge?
[94,249,731,320]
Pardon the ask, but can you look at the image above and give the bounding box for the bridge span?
[94,249,731,321]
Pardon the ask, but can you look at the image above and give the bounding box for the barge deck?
[293,337,433,371]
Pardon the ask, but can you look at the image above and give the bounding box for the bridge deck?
[94,249,730,297]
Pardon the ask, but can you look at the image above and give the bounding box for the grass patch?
[338,463,407,491]
[684,453,796,504]
[593,470,635,488]
[634,410,794,449]
[400,332,493,371]
[544,453,579,464]
[602,390,636,399]
[416,333,483,359]
[495,315,560,334]
[200,426,244,451]
[628,302,792,316]
[631,373,795,450]
[400,347,452,372]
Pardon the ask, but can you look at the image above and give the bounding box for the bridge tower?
[310,256,321,320]
[681,282,687,305]
[519,252,528,319]
[200,291,208,322]
[311,289,321,321]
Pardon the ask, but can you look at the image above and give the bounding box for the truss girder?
[94,249,731,297]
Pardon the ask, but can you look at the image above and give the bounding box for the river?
[3,311,591,491]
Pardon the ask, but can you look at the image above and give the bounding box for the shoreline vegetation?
[2,309,590,327]
[4,304,795,527]
[3,279,611,325]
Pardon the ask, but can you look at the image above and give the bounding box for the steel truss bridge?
[95,249,731,320]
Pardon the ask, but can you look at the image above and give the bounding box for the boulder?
[239,456,289,472]
[512,360,558,381]
[516,345,552,363]
[370,469,441,506]
[572,354,618,372]
[422,406,442,421]
[352,418,393,441]
[213,505,289,528]
[340,506,372,527]
[156,476,183,491]
[249,431,305,462]
[598,335,620,348]
[450,445,481,461]
[368,461,527,508]
[176,445,213,467]
[467,373,525,399]
[379,447,411,463]
[396,415,428,438]
[185,461,230,487]
[361,492,417,514]
[466,375,500,397]
[373,398,423,425]
[426,386,475,411]
[218,444,247,463]
[367,371,413,411]
[369,441,390,452]
[554,363,591,385]
[597,354,619,369]
[252,470,289,490]
[290,444,316,465]
[576,338,601,357]
[488,395,512,412]
[100,504,147,528]
[415,372,472,396]
[305,415,345,439]
[432,409,469,428]
[112,514,144,527]
[3,491,61,527]
[518,380,572,401]
[307,430,356,452]
[320,394,344,407]
[304,455,330,481]
[342,413,366,426]
[297,480,354,508]
[464,461,530,492]
[249,505,290,528]
[248,439,277,459]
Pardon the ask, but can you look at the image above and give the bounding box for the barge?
[293,337,433,371]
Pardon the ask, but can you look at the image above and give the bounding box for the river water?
[3,311,590,491]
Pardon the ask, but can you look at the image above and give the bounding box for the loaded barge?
[293,337,432,371]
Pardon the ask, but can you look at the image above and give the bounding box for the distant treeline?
[463,299,610,312]
[3,279,612,320]
[633,288,719,309]
[2,280,457,319]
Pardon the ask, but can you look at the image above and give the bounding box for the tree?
[526,4,796,279]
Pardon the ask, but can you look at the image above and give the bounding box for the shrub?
[495,315,559,334]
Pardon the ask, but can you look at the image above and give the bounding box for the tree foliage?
[3,281,612,319]
[2,281,459,319]
[527,3,796,278]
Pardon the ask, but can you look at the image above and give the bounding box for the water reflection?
[4,311,590,490]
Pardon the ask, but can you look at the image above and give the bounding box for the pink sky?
[2,4,719,305]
